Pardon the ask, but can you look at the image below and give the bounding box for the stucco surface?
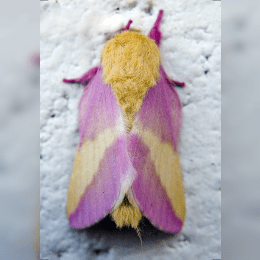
[40,1,221,259]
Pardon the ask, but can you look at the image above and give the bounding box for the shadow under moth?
[63,10,186,234]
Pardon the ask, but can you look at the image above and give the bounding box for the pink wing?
[128,65,186,233]
[65,66,132,228]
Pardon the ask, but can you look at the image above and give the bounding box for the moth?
[63,10,186,234]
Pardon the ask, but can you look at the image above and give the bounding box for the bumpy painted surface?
[41,1,221,259]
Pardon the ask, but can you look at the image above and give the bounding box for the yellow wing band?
[135,127,186,223]
[67,128,118,217]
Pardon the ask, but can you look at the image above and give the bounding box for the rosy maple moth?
[63,10,186,234]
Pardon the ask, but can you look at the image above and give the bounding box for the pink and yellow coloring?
[63,10,186,233]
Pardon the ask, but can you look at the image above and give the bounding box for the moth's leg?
[63,66,98,85]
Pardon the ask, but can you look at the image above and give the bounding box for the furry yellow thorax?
[101,31,161,129]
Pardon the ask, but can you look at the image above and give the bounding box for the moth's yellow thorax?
[101,31,160,129]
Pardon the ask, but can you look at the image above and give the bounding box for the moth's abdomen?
[111,194,142,229]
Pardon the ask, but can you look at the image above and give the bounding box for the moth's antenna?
[136,227,143,247]
[149,9,163,46]
[122,20,133,31]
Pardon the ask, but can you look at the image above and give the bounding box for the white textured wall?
[40,0,221,259]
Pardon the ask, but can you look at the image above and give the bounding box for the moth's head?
[100,10,164,116]
[101,9,164,86]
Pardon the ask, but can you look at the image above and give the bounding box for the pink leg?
[63,66,99,85]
